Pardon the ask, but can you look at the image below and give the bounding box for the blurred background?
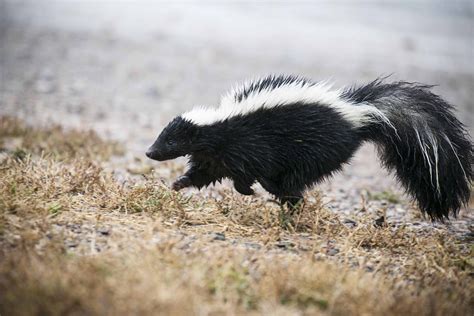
[1,0,473,210]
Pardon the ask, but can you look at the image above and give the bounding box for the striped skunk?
[146,75,472,220]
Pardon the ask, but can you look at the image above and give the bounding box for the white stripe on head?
[182,75,391,127]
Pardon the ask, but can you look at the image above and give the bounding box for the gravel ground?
[1,1,473,236]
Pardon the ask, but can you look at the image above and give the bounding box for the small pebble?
[65,241,79,248]
[211,232,225,241]
[327,248,340,256]
[343,218,357,228]
[97,227,110,236]
[374,216,386,227]
[244,242,261,250]
[276,241,294,249]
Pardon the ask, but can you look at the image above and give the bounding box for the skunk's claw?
[172,176,192,191]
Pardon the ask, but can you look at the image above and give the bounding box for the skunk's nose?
[145,149,153,158]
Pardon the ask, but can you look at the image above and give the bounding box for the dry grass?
[0,115,472,315]
[0,116,123,161]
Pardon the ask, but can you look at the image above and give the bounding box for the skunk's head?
[146,116,198,161]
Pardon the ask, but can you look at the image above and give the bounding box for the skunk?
[146,75,472,220]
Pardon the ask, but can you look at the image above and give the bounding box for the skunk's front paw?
[172,176,192,191]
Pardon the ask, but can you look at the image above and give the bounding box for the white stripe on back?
[182,76,390,128]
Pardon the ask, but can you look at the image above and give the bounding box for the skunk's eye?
[166,139,176,146]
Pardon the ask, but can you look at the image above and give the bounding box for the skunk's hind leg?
[258,177,304,211]
[279,194,304,214]
[280,194,304,208]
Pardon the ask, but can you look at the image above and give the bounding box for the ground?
[0,1,473,315]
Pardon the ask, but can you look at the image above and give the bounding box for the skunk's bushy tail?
[343,79,473,220]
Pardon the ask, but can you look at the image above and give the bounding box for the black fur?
[147,76,473,220]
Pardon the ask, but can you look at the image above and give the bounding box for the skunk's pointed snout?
[145,148,155,159]
[146,146,167,161]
